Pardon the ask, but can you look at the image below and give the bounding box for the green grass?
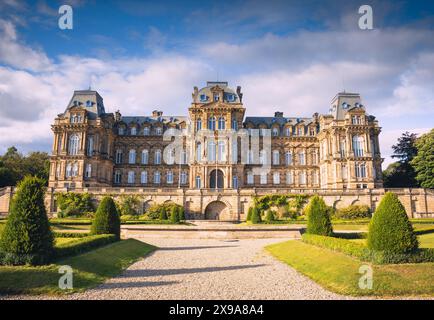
[54,238,78,245]
[0,239,155,295]
[346,231,434,248]
[266,240,434,297]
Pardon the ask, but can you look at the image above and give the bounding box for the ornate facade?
[49,81,383,192]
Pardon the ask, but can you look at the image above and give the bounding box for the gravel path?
[64,238,350,300]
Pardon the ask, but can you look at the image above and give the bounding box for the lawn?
[266,240,434,297]
[0,239,155,295]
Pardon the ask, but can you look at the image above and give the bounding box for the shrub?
[147,203,182,220]
[91,197,121,240]
[306,195,333,236]
[251,207,262,224]
[178,206,185,221]
[55,192,94,217]
[120,214,139,222]
[170,207,180,223]
[367,192,418,254]
[159,207,168,220]
[0,176,54,265]
[246,207,253,221]
[264,210,275,222]
[117,195,141,216]
[53,234,116,259]
[335,205,371,219]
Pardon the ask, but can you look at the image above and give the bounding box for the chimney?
[274,111,283,118]
[152,110,163,117]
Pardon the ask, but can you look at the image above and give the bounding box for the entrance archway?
[209,169,224,189]
[205,201,229,220]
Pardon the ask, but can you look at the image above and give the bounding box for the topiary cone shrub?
[170,207,180,223]
[159,207,168,220]
[265,210,275,222]
[367,192,418,255]
[306,195,333,236]
[178,206,185,221]
[91,196,121,240]
[251,207,262,224]
[0,176,54,265]
[246,207,253,221]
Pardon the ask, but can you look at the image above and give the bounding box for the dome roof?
[194,81,241,104]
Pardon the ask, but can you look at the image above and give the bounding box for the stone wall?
[1,186,433,220]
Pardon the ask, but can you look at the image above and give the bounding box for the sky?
[0,0,433,168]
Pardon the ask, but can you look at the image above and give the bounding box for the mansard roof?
[244,116,314,127]
[64,90,106,120]
[119,115,188,125]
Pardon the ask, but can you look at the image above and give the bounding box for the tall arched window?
[247,171,254,184]
[196,118,202,131]
[286,171,293,184]
[141,149,149,164]
[143,127,150,136]
[232,176,238,189]
[231,139,238,164]
[196,142,202,162]
[141,171,148,184]
[298,151,305,165]
[218,117,225,130]
[259,150,267,165]
[115,149,123,164]
[130,127,137,135]
[352,135,364,157]
[273,150,280,165]
[208,116,216,130]
[217,141,225,162]
[66,163,72,177]
[207,140,216,162]
[127,171,135,184]
[68,134,80,155]
[129,149,136,164]
[154,171,161,184]
[154,149,161,164]
[72,163,79,176]
[180,171,187,184]
[195,176,201,189]
[167,170,174,184]
[285,151,292,165]
[232,119,238,130]
[273,172,280,184]
[87,136,94,156]
[272,127,279,137]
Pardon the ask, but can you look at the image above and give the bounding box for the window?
[131,127,137,135]
[208,117,216,130]
[141,150,149,164]
[352,115,362,125]
[72,163,78,177]
[68,134,80,155]
[285,151,292,165]
[167,148,175,165]
[180,150,187,164]
[313,171,319,184]
[214,93,219,102]
[66,163,72,177]
[231,139,238,163]
[285,127,291,136]
[299,151,305,165]
[85,164,91,178]
[55,164,60,178]
[232,176,238,189]
[226,93,235,102]
[141,171,148,184]
[195,176,201,189]
[196,119,202,131]
[273,172,280,184]
[312,151,318,165]
[218,117,225,130]
[200,94,207,102]
[286,171,293,184]
[155,127,163,135]
[273,150,280,165]
[309,128,316,136]
[143,127,150,136]
[260,172,267,184]
[355,163,366,178]
[118,127,125,135]
[247,171,254,184]
[299,171,306,184]
[352,135,364,157]
[297,127,304,136]
[127,171,135,184]
[167,171,174,184]
[154,150,161,164]
[207,141,216,162]
[128,149,136,164]
[247,150,253,164]
[154,171,161,184]
[114,170,121,184]
[340,140,346,158]
[259,150,267,165]
[342,164,348,180]
[180,171,187,184]
[87,136,94,156]
[217,141,225,162]
[115,149,123,164]
[232,119,238,130]
[272,127,279,137]
[196,143,202,162]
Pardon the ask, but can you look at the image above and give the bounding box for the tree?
[178,206,185,221]
[383,132,419,188]
[246,207,253,221]
[0,176,54,265]
[170,207,180,223]
[411,129,434,188]
[306,195,333,236]
[264,210,275,222]
[367,192,418,254]
[159,207,168,220]
[250,207,262,224]
[117,195,141,216]
[91,197,121,240]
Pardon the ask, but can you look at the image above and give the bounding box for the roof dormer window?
[226,93,235,102]
[86,100,92,107]
[200,94,208,102]
[214,93,219,102]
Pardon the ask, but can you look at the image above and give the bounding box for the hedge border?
[53,234,117,259]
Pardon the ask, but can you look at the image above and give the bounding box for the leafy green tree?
[264,210,275,222]
[250,207,262,224]
[118,195,141,216]
[411,129,434,188]
[56,192,95,217]
[0,176,54,265]
[306,195,333,236]
[383,132,419,188]
[367,192,418,254]
[91,197,121,240]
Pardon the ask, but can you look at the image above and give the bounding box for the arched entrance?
[205,201,229,220]
[209,169,224,189]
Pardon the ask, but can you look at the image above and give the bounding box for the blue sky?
[0,0,434,167]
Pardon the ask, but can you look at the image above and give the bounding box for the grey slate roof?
[244,116,314,127]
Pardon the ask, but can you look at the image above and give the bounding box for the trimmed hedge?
[246,207,253,221]
[54,232,89,238]
[368,192,418,254]
[335,205,371,219]
[53,234,117,259]
[302,233,434,264]
[306,195,333,236]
